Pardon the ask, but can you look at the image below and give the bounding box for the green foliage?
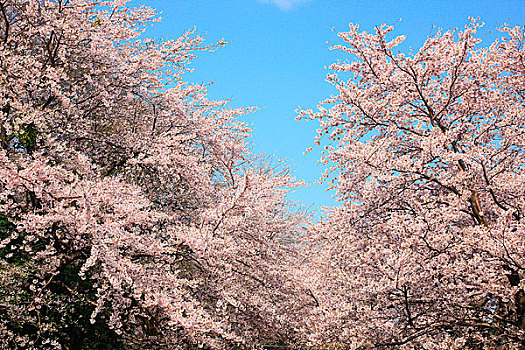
[0,213,30,264]
[17,122,38,154]
[0,214,124,349]
[0,212,12,238]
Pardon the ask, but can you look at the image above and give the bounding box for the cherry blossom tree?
[0,1,311,348]
[300,20,525,349]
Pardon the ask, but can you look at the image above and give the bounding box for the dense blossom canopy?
[0,1,311,348]
[2,0,525,349]
[300,20,525,349]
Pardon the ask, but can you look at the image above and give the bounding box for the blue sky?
[139,0,524,213]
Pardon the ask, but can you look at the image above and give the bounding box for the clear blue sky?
[137,0,524,213]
